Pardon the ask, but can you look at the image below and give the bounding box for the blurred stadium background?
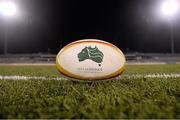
[0,53,180,64]
[0,0,180,65]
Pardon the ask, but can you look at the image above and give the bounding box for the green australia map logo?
[78,46,104,66]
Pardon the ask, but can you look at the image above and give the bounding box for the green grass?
[0,64,180,119]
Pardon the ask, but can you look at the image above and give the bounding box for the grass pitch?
[0,64,180,119]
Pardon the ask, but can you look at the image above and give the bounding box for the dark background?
[0,0,180,54]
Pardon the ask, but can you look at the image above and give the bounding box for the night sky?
[0,0,180,54]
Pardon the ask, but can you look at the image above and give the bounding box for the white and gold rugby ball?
[56,39,126,81]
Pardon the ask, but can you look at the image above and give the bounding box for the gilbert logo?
[78,46,104,66]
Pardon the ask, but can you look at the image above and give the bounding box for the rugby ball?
[56,39,126,81]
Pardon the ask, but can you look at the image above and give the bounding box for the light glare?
[161,0,179,16]
[0,1,16,17]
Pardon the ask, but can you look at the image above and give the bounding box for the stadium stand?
[0,53,180,64]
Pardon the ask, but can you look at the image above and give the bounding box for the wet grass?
[0,64,180,119]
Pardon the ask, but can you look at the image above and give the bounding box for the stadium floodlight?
[0,1,17,54]
[160,0,179,54]
[0,1,17,17]
[161,0,179,16]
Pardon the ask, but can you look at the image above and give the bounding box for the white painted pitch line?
[126,62,167,65]
[0,62,179,66]
[122,74,180,79]
[0,75,65,81]
[0,74,180,81]
[0,63,55,66]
